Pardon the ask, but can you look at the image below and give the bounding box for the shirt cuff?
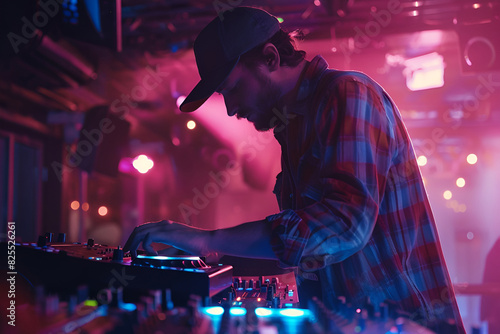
[266,209,311,268]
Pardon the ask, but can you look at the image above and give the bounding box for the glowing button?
[255,308,273,317]
[84,300,98,307]
[279,308,305,317]
[204,306,224,316]
[230,307,247,316]
[121,303,137,311]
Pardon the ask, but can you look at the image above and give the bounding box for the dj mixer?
[0,236,453,334]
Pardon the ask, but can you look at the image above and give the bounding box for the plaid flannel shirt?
[266,56,465,332]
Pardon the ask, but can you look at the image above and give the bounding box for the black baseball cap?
[179,7,280,112]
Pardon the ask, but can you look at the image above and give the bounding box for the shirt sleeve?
[267,75,397,269]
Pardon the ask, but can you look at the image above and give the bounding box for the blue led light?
[137,255,201,261]
[85,0,102,33]
[204,306,224,316]
[121,303,137,312]
[284,303,293,307]
[279,309,305,317]
[230,307,246,316]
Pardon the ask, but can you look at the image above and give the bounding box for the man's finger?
[123,227,137,252]
[124,227,145,259]
[142,232,158,256]
[123,226,140,252]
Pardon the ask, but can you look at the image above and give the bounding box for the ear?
[261,43,280,72]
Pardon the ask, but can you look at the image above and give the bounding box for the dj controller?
[1,236,452,334]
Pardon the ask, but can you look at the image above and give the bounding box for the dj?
[125,7,465,332]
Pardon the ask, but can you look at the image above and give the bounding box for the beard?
[250,72,283,132]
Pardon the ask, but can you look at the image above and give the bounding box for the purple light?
[118,157,134,173]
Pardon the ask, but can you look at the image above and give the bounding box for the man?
[124,6,465,332]
[481,237,500,333]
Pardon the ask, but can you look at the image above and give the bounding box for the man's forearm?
[209,219,277,260]
[124,219,278,260]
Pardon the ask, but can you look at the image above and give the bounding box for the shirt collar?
[273,56,329,142]
[279,55,329,116]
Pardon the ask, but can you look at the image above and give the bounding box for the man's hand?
[123,220,209,259]
[123,219,276,262]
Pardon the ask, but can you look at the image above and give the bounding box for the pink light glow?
[118,157,134,173]
[133,155,154,174]
[404,52,444,91]
[176,95,186,109]
[98,206,108,216]
[71,201,80,210]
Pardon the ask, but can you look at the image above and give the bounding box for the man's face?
[217,63,281,131]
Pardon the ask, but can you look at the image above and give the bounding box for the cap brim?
[180,58,239,112]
